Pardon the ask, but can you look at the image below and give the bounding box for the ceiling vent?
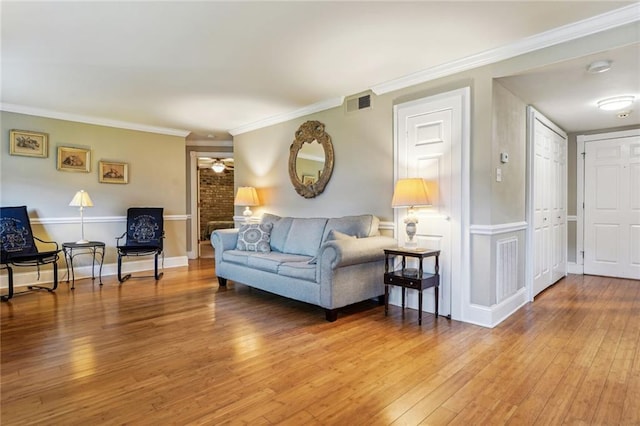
[345,91,373,114]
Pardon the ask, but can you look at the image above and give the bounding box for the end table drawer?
[384,274,421,289]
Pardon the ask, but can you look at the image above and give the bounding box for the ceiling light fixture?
[211,160,225,173]
[586,60,612,74]
[597,96,635,111]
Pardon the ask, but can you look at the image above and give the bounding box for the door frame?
[393,87,470,322]
[576,128,640,274]
[188,150,234,259]
[526,107,567,301]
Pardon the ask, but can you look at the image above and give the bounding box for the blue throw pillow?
[236,223,272,253]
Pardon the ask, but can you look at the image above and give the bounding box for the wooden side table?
[383,247,440,325]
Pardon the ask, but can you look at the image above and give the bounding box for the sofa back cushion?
[261,213,328,256]
[283,218,328,256]
[321,214,380,241]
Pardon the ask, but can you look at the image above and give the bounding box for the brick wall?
[199,168,234,240]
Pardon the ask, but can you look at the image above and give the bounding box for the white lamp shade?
[69,190,94,207]
[391,178,431,208]
[234,187,259,206]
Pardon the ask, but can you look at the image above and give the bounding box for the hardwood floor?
[1,260,639,425]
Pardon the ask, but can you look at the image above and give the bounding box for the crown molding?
[229,96,345,136]
[0,103,191,137]
[371,3,640,95]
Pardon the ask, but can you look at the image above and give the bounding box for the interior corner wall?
[232,71,495,225]
[1,111,187,267]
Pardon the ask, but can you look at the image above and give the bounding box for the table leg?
[418,289,423,325]
[384,284,389,316]
[69,254,76,290]
[90,247,96,280]
[435,284,439,318]
[97,247,104,285]
[63,249,71,283]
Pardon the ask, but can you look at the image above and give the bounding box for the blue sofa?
[211,213,397,321]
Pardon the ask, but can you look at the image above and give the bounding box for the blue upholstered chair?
[116,207,164,282]
[0,206,61,301]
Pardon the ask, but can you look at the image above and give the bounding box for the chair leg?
[1,265,14,301]
[51,262,58,291]
[154,252,163,280]
[117,254,130,283]
[28,262,58,293]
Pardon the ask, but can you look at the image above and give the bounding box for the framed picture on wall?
[9,130,48,158]
[57,146,91,172]
[99,161,128,184]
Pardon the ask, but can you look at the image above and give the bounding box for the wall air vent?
[345,91,373,114]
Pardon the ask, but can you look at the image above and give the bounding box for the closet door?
[530,108,567,298]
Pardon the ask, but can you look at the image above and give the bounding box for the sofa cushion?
[247,252,312,273]
[222,250,312,273]
[278,261,317,282]
[236,223,272,253]
[282,218,328,256]
[322,215,380,241]
[269,216,293,253]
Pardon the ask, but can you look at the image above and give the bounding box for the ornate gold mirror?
[288,120,334,198]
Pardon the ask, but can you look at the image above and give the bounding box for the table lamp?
[391,178,431,246]
[234,187,259,217]
[69,190,94,244]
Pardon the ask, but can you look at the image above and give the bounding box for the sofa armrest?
[317,235,397,270]
[211,228,239,264]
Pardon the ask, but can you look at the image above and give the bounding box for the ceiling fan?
[198,158,233,173]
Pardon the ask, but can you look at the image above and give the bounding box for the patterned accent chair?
[0,206,61,301]
[116,207,164,282]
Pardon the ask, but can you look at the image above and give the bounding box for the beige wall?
[232,24,637,313]
[1,112,187,267]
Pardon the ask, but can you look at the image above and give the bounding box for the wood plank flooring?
[1,259,639,425]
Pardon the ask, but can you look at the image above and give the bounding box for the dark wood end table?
[383,247,440,325]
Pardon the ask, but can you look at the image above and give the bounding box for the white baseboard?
[568,262,583,275]
[0,256,189,289]
[462,288,528,328]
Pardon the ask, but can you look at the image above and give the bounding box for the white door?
[551,130,567,283]
[530,108,567,298]
[584,135,640,279]
[395,90,465,319]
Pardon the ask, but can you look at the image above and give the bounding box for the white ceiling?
[1,1,638,138]
[498,42,640,132]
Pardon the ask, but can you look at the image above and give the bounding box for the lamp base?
[243,207,253,217]
[76,239,90,244]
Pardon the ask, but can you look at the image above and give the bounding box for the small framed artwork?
[9,130,48,158]
[302,175,317,185]
[57,146,91,172]
[99,161,128,184]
